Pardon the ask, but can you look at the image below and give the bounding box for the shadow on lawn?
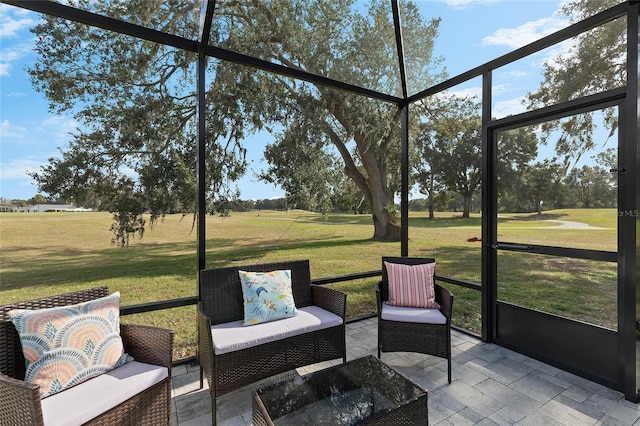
[203,236,387,268]
[1,241,197,292]
[409,216,482,228]
[1,236,383,291]
[8,211,613,335]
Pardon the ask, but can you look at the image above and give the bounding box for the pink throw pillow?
[385,261,440,309]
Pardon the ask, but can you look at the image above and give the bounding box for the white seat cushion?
[381,302,447,324]
[41,361,168,426]
[211,306,343,355]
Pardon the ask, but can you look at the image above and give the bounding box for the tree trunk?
[428,175,435,220]
[462,194,472,218]
[341,161,399,240]
[324,96,401,241]
[366,181,400,240]
[371,207,401,240]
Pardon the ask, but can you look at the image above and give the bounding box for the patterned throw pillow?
[384,261,440,309]
[8,292,132,398]
[238,269,298,326]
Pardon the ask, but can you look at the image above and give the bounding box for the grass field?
[0,208,618,359]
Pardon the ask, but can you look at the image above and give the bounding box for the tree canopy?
[29,0,444,241]
[525,0,625,169]
[414,95,538,218]
[29,0,247,243]
[26,0,626,243]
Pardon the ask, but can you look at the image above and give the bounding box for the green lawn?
[0,208,618,359]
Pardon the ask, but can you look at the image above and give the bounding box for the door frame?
[481,91,632,393]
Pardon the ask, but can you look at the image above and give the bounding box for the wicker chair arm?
[0,372,44,426]
[196,303,214,388]
[435,284,454,320]
[310,285,346,319]
[120,324,174,369]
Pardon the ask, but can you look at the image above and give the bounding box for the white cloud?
[490,75,530,98]
[0,158,45,180]
[0,46,23,61]
[0,157,49,200]
[0,62,10,77]
[0,119,27,139]
[6,91,27,97]
[442,0,502,10]
[501,70,528,79]
[482,16,568,50]
[40,116,80,144]
[493,96,527,119]
[0,118,66,198]
[0,41,33,77]
[427,86,530,118]
[0,5,37,77]
[436,81,527,101]
[448,86,481,99]
[1,115,79,147]
[492,83,513,95]
[0,5,36,38]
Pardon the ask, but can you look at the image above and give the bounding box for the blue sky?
[0,0,569,202]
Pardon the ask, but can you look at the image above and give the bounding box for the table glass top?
[255,355,425,425]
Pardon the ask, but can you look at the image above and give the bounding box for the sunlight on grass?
[497,252,617,330]
[0,208,618,359]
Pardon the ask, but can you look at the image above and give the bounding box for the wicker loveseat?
[0,287,174,426]
[197,259,347,425]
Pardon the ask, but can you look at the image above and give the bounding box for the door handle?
[491,243,533,251]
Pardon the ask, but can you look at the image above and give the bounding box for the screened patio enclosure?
[4,0,639,401]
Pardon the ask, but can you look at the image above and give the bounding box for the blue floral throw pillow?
[238,269,298,326]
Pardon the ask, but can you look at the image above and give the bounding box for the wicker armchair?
[376,257,454,383]
[0,287,174,426]
[198,259,347,426]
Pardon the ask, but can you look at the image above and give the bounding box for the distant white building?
[16,204,92,213]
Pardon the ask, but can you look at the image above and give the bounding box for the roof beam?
[206,45,404,104]
[1,0,198,52]
[198,0,215,50]
[2,0,401,105]
[391,0,408,101]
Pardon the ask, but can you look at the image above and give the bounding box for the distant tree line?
[2,194,60,207]
[409,154,617,215]
[232,149,618,218]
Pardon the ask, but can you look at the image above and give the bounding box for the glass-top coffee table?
[252,355,428,425]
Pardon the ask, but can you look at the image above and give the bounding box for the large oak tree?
[29,0,444,241]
